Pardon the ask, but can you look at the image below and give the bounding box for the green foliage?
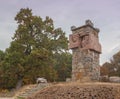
[54,52,72,81]
[0,50,24,89]
[0,8,72,89]
[0,50,5,62]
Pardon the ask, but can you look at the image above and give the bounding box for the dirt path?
[0,97,14,99]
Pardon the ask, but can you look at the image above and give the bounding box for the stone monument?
[69,20,101,81]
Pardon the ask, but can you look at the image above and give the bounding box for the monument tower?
[69,20,101,81]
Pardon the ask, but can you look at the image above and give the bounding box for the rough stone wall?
[72,48,100,81]
[69,20,101,82]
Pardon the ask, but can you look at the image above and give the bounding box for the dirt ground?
[0,97,14,99]
[27,82,120,99]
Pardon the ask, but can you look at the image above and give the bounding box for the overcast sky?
[0,0,120,65]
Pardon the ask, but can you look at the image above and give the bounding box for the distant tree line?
[0,8,72,89]
[101,51,120,77]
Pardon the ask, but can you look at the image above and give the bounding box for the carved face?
[69,33,81,49]
[72,34,78,42]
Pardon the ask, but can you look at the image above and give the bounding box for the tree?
[0,8,71,89]
[0,50,5,62]
[101,51,120,77]
[100,62,110,76]
[110,51,120,76]
[54,52,72,81]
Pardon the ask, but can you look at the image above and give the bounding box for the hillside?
[27,82,120,99]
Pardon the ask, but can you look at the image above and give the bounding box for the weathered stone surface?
[82,35,101,53]
[68,33,81,49]
[69,20,101,82]
[69,27,101,53]
[109,76,120,83]
[85,19,94,27]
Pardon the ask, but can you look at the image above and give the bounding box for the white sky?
[0,0,120,65]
